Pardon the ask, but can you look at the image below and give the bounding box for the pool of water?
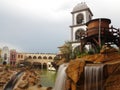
[40,69,57,87]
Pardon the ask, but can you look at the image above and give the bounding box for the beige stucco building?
[17,52,56,69]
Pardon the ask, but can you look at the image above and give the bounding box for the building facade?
[10,49,17,66]
[0,48,2,64]
[1,46,10,64]
[17,52,56,69]
[70,2,93,51]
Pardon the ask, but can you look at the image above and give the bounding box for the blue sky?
[0,0,120,53]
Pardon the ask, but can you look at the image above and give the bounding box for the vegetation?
[59,41,72,62]
[58,41,108,62]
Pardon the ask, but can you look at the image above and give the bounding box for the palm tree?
[58,41,72,62]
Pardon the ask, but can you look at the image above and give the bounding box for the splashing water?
[53,63,68,90]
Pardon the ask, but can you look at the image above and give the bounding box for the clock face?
[76,14,84,24]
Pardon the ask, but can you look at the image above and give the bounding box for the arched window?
[43,56,47,59]
[28,56,32,59]
[4,53,7,60]
[21,55,23,58]
[18,55,20,58]
[76,13,84,24]
[33,56,37,59]
[48,56,52,59]
[38,56,42,59]
[75,29,85,40]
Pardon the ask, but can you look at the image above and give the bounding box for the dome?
[3,46,9,51]
[72,2,89,12]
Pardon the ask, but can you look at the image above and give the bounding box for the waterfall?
[53,63,68,90]
[84,64,104,90]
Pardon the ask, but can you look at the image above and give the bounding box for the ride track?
[4,71,23,90]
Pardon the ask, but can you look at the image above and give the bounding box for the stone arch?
[48,56,52,59]
[75,29,85,40]
[28,56,32,59]
[38,63,42,69]
[43,63,47,69]
[33,62,42,69]
[3,61,7,65]
[38,56,42,59]
[33,56,37,59]
[76,13,84,24]
[43,56,47,59]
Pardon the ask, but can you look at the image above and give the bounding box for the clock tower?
[70,2,93,50]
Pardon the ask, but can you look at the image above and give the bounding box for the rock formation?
[13,69,40,90]
[0,66,16,89]
[65,46,120,90]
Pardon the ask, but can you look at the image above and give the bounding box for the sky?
[0,0,120,53]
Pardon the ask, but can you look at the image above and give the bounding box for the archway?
[3,61,7,65]
[43,63,47,69]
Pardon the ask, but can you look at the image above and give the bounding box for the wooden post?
[98,19,101,48]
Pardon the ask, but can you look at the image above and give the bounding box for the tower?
[70,2,93,51]
[1,46,10,64]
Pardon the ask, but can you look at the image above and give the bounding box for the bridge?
[17,53,56,70]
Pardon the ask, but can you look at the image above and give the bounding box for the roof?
[86,18,111,26]
[71,2,93,16]
[72,2,89,12]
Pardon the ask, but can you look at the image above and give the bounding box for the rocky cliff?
[65,46,120,90]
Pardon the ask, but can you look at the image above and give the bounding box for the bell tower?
[70,2,93,50]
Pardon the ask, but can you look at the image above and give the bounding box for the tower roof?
[72,2,93,16]
[73,2,88,12]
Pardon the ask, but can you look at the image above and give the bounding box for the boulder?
[66,59,85,84]
[104,62,120,90]
[104,74,120,90]
[100,45,118,54]
[28,77,36,86]
[18,80,29,89]
[47,87,52,90]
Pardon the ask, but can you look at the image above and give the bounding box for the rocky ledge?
[65,46,120,90]
[13,69,40,90]
[0,66,17,89]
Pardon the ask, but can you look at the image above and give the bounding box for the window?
[10,62,12,65]
[76,13,84,24]
[18,55,20,58]
[75,29,85,40]
[4,53,7,60]
[21,55,23,58]
[12,54,14,59]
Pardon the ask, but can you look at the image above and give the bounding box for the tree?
[58,41,72,62]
